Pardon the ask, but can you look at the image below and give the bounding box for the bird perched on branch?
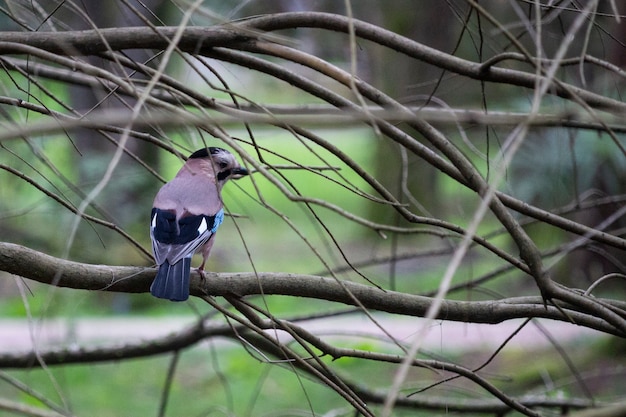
[149,147,248,301]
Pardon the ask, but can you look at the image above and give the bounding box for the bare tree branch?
[1,242,623,335]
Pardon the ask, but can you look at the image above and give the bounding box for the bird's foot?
[196,266,207,282]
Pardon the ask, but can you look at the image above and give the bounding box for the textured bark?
[0,242,622,335]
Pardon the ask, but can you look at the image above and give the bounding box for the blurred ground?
[0,315,605,353]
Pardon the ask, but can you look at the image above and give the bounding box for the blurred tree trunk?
[64,0,167,263]
[361,1,458,223]
[63,0,167,311]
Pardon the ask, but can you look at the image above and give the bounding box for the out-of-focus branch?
[568,402,626,417]
[0,304,596,415]
[0,398,69,417]
[6,57,626,132]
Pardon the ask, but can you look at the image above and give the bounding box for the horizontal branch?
[0,242,622,335]
[1,12,625,113]
[6,56,626,133]
[0,26,246,55]
[0,312,598,415]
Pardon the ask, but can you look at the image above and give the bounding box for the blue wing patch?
[151,208,221,245]
[211,208,224,233]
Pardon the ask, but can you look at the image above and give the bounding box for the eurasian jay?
[149,147,248,301]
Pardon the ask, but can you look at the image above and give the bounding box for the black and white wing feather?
[150,208,224,265]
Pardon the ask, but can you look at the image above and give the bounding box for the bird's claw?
[196,267,206,282]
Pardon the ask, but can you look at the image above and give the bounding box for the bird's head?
[188,147,249,184]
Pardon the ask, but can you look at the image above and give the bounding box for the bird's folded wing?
[150,208,224,265]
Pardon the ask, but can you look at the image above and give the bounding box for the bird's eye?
[218,161,228,169]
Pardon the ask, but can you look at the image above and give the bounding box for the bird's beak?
[231,167,249,179]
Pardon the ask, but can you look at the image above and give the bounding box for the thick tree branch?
[238,12,626,113]
[1,242,623,335]
[0,27,246,55]
[1,13,624,113]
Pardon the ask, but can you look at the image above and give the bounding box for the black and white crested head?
[188,147,249,182]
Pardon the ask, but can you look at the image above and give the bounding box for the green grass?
[2,345,370,416]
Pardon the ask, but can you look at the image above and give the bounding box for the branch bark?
[1,242,623,335]
[1,12,625,113]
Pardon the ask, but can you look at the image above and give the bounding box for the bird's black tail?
[150,258,191,301]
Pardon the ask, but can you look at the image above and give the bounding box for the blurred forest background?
[1,0,626,416]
